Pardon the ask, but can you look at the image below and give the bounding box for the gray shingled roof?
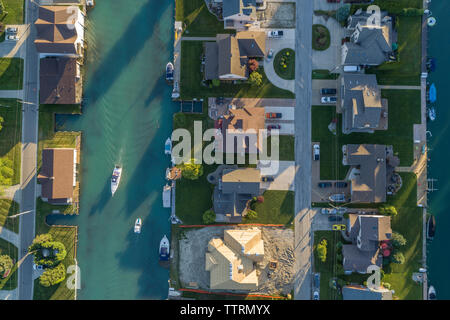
[343,244,382,273]
[205,42,219,80]
[223,0,241,18]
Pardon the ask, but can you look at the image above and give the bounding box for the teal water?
[427,1,450,300]
[49,0,176,299]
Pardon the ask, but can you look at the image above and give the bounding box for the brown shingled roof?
[40,57,79,104]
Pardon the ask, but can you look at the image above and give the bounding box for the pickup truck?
[267,30,284,38]
[266,112,282,119]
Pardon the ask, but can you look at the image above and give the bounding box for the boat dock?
[163,184,171,208]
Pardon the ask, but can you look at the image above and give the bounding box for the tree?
[29,234,67,268]
[176,159,203,180]
[202,209,216,224]
[336,3,351,22]
[243,210,258,222]
[379,205,398,216]
[212,79,220,87]
[30,233,53,249]
[0,158,13,186]
[248,71,263,87]
[0,1,5,17]
[0,116,3,132]
[39,263,66,287]
[0,255,13,276]
[391,232,407,248]
[392,252,405,264]
[257,196,264,203]
[316,239,327,263]
[247,59,259,72]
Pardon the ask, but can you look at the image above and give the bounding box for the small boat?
[428,285,437,300]
[159,235,170,261]
[165,137,172,155]
[427,215,436,240]
[163,184,171,208]
[427,16,437,27]
[429,83,436,103]
[166,62,174,82]
[428,107,436,121]
[134,218,142,234]
[111,165,122,196]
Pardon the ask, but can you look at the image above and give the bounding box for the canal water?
[426,0,450,300]
[48,0,176,299]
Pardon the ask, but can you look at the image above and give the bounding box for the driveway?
[314,0,344,11]
[264,106,294,120]
[259,160,295,191]
[312,79,338,105]
[267,122,294,135]
[264,29,295,93]
[312,15,346,71]
[0,24,28,58]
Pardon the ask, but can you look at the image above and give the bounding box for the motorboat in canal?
[159,235,170,261]
[165,137,172,155]
[134,218,142,234]
[427,214,436,240]
[428,285,437,300]
[166,62,174,82]
[429,83,437,103]
[428,107,436,121]
[111,165,122,196]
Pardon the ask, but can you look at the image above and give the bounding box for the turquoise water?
[49,0,176,299]
[427,1,450,300]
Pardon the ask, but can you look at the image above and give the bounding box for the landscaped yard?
[273,49,295,80]
[0,199,19,233]
[0,237,18,290]
[0,58,23,90]
[251,190,294,225]
[312,24,330,51]
[175,0,233,37]
[180,41,295,100]
[0,99,22,185]
[312,89,421,180]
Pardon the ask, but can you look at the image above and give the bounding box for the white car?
[6,27,18,34]
[6,35,19,41]
[321,96,337,104]
[267,30,284,38]
[313,144,320,161]
[321,208,337,215]
[267,49,274,60]
[313,291,319,300]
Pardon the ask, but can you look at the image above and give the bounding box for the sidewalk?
[0,227,19,247]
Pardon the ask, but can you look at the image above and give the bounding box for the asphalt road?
[293,0,314,300]
[18,0,39,300]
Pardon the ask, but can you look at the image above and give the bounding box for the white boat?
[159,235,170,261]
[111,165,122,196]
[428,107,436,121]
[134,218,142,234]
[163,184,171,208]
[166,62,174,82]
[428,285,436,300]
[165,137,172,155]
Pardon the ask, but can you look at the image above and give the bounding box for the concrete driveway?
[0,24,28,58]
[259,160,295,191]
[312,15,346,71]
[267,123,294,135]
[264,106,294,120]
[312,79,338,105]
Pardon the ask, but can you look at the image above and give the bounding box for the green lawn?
[312,69,339,80]
[312,89,421,180]
[0,58,23,90]
[0,99,22,185]
[366,16,422,85]
[0,0,24,42]
[0,237,18,290]
[251,190,294,225]
[33,198,77,300]
[180,41,294,100]
[263,135,295,161]
[175,0,233,37]
[273,49,295,80]
[0,199,19,233]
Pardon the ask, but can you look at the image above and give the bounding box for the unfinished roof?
[34,6,80,54]
[224,228,264,259]
[345,144,387,203]
[40,57,79,104]
[38,148,75,201]
[343,285,393,300]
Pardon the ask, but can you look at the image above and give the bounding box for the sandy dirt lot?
[257,2,296,28]
[179,226,295,295]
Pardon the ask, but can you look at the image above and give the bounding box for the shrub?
[243,210,258,222]
[248,71,263,86]
[392,252,405,265]
[177,159,204,180]
[316,239,328,263]
[39,263,66,287]
[379,205,398,216]
[212,79,220,87]
[336,4,351,22]
[248,59,259,72]
[0,255,13,276]
[382,282,391,290]
[202,209,216,224]
[391,232,407,248]
[257,196,264,203]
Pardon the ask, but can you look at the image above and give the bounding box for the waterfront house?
[205,228,264,290]
[343,214,392,274]
[34,5,85,57]
[213,0,264,30]
[39,57,82,105]
[213,167,261,222]
[204,31,265,81]
[342,9,395,66]
[340,74,388,134]
[38,148,77,205]
[342,144,399,203]
[342,284,393,300]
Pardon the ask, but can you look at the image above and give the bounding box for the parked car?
[267,30,284,38]
[33,264,43,271]
[321,88,337,95]
[321,208,337,215]
[343,65,361,72]
[267,124,281,130]
[265,112,282,119]
[6,27,18,34]
[321,96,337,104]
[313,291,319,300]
[261,176,275,182]
[267,49,274,60]
[6,34,19,41]
[337,207,348,214]
[318,182,332,188]
[327,0,340,2]
[329,193,346,202]
[314,273,320,288]
[332,224,347,231]
[328,215,343,222]
[313,144,320,161]
[335,181,348,188]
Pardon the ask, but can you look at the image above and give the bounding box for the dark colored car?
[314,273,320,288]
[266,112,282,119]
[321,88,337,95]
[261,176,275,182]
[318,182,332,188]
[328,215,343,222]
[267,124,281,130]
[335,182,348,188]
